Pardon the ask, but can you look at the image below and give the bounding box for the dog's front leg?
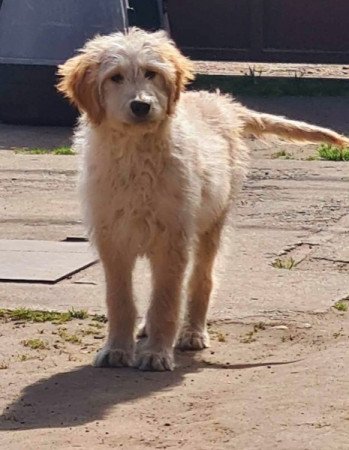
[94,252,136,368]
[137,235,188,371]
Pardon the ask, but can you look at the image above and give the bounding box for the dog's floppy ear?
[57,54,104,125]
[158,39,195,115]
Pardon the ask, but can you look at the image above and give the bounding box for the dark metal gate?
[166,0,349,63]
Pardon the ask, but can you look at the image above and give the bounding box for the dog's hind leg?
[177,217,225,351]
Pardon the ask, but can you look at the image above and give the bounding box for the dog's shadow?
[0,352,297,430]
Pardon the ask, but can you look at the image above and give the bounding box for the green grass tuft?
[272,257,297,270]
[0,307,88,324]
[91,314,108,323]
[240,330,257,344]
[271,150,293,159]
[88,322,104,329]
[52,146,75,155]
[15,146,75,155]
[58,328,82,344]
[17,354,34,362]
[22,339,49,350]
[317,144,349,161]
[68,308,88,320]
[333,301,348,312]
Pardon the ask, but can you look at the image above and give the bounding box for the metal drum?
[0,0,128,125]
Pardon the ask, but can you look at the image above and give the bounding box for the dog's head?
[57,28,194,130]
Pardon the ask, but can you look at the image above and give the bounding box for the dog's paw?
[93,346,134,368]
[136,349,174,371]
[176,328,210,351]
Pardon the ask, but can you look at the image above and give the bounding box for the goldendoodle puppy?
[57,28,348,371]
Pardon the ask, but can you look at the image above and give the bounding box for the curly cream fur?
[57,28,348,371]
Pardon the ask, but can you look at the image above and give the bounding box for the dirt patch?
[0,310,348,449]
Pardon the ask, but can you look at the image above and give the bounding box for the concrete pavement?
[0,148,348,322]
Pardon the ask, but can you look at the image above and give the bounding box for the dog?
[57,28,349,371]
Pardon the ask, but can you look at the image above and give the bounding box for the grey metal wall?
[166,0,349,63]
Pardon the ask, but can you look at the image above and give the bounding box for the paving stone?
[0,239,97,283]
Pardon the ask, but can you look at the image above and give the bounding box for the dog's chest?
[85,144,186,233]
[112,150,163,214]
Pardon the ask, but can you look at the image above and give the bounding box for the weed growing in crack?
[272,257,297,270]
[333,301,348,312]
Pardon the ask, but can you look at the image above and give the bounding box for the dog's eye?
[111,74,124,83]
[145,70,156,80]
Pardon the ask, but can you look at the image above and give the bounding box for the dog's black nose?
[130,100,151,118]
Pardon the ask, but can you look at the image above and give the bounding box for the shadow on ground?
[0,353,297,430]
[0,123,72,150]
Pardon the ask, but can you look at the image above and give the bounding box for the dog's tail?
[240,109,349,147]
